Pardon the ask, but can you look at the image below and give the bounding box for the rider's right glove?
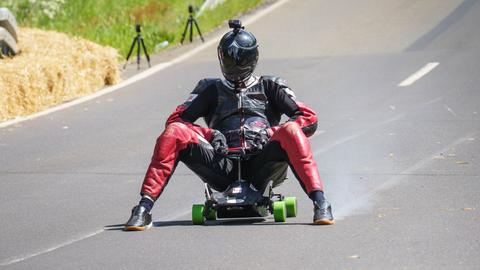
[211,130,228,156]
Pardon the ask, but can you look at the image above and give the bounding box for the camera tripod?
[124,23,151,70]
[180,5,204,44]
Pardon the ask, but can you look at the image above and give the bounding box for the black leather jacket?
[179,76,315,149]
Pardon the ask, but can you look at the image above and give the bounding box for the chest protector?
[205,78,280,149]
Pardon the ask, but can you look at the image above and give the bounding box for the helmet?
[217,21,259,84]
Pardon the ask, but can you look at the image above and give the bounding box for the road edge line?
[398,62,439,87]
[0,208,192,266]
[0,229,105,266]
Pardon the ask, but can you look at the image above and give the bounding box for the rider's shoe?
[313,200,335,225]
[124,205,152,231]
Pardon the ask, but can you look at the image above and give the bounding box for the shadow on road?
[211,219,313,226]
[153,219,314,227]
[154,220,193,227]
[103,218,315,231]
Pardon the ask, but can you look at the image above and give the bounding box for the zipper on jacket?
[237,89,246,150]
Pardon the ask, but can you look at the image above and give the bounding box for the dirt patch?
[131,2,169,22]
[0,27,119,121]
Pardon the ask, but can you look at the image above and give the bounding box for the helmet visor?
[219,46,258,69]
[218,47,258,82]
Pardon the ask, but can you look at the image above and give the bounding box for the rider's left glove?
[250,129,270,153]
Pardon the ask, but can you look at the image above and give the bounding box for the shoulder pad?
[260,76,289,88]
[183,78,219,105]
[191,78,220,94]
[261,75,296,100]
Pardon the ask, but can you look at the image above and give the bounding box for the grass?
[1,0,263,57]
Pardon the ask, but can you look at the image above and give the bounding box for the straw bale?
[0,27,120,121]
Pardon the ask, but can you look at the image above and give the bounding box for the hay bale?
[0,27,120,121]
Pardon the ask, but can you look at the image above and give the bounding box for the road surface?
[1,0,479,269]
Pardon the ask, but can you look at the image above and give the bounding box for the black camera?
[135,23,141,33]
[228,20,244,31]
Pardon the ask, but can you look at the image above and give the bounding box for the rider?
[125,20,334,230]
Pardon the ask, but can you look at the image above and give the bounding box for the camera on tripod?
[123,23,151,70]
[180,5,204,44]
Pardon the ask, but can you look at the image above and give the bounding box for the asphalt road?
[1,0,479,269]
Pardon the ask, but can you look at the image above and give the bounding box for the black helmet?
[217,20,259,84]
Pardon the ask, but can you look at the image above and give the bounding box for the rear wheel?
[192,204,206,225]
[273,201,286,222]
[284,197,297,218]
[206,208,216,221]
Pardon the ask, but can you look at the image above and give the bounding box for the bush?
[0,0,66,22]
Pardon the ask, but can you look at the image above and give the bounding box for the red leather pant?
[140,122,324,200]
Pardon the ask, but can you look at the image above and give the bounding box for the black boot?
[125,205,152,231]
[313,200,335,225]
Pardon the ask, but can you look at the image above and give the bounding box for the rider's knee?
[277,122,301,137]
[163,122,190,137]
[159,122,197,144]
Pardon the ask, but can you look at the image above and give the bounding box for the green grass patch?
[1,0,263,57]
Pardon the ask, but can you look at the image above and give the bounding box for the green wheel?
[206,208,216,221]
[192,204,206,225]
[284,197,297,218]
[273,201,287,222]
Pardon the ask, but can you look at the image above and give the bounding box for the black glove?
[246,129,270,153]
[211,130,228,156]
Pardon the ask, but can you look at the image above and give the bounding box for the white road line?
[0,209,192,266]
[361,132,477,197]
[334,132,478,219]
[311,95,446,156]
[312,113,407,156]
[161,208,191,221]
[398,62,439,87]
[0,0,290,129]
[310,130,326,139]
[313,129,368,156]
[424,96,445,106]
[444,104,457,116]
[0,229,105,266]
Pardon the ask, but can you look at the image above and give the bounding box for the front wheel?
[192,204,206,225]
[273,201,287,222]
